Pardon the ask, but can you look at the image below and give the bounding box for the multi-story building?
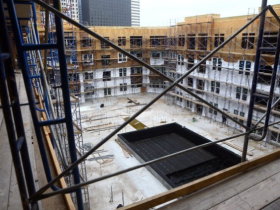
[81,0,132,26]
[131,0,140,26]
[3,1,280,210]
[46,4,280,144]
[60,0,79,22]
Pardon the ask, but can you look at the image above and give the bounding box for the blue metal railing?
[0,1,37,209]
[5,0,84,209]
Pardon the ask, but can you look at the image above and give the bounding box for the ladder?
[4,0,85,209]
[0,2,38,210]
[242,0,280,161]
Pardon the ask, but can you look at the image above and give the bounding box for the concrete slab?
[0,73,68,210]
[80,93,279,209]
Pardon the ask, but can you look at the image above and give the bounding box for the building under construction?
[1,0,280,210]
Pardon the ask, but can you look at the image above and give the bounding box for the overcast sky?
[140,0,280,26]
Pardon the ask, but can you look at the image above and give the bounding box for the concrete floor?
[80,93,279,210]
[0,73,27,210]
[1,75,279,210]
[0,73,68,210]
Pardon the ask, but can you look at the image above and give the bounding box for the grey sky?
[140,0,280,26]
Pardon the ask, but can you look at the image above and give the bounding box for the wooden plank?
[123,117,148,130]
[222,141,253,156]
[42,123,75,210]
[118,149,280,210]
[36,89,75,209]
[263,198,280,210]
[209,169,280,209]
[158,155,280,210]
[127,97,140,105]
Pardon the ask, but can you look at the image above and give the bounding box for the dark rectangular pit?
[118,123,241,189]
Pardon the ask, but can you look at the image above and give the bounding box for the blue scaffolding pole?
[5,0,84,209]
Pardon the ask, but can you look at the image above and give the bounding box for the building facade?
[131,0,140,26]
[81,0,132,26]
[38,4,280,143]
[60,0,79,22]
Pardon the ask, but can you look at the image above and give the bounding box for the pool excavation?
[118,122,241,189]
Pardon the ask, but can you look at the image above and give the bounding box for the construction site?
[1,0,280,210]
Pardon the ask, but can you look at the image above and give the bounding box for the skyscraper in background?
[60,0,79,22]
[131,0,140,26]
[81,0,132,26]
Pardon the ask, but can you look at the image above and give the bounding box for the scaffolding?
[1,0,280,210]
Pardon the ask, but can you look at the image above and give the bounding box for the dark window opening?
[239,60,251,75]
[154,67,166,75]
[239,112,245,124]
[198,33,208,50]
[213,58,222,71]
[241,33,255,49]
[248,33,255,49]
[255,93,268,106]
[101,55,110,66]
[209,102,213,114]
[177,54,184,65]
[68,73,79,82]
[187,77,193,89]
[169,37,177,46]
[150,79,165,88]
[81,37,92,47]
[130,51,142,58]
[101,37,110,48]
[131,67,142,75]
[245,61,251,75]
[103,71,111,81]
[263,32,278,54]
[120,83,127,91]
[119,68,127,77]
[197,79,204,94]
[198,55,206,73]
[178,35,185,47]
[150,36,167,47]
[104,88,111,96]
[196,104,203,114]
[118,37,126,46]
[130,36,142,47]
[131,76,142,88]
[241,33,248,49]
[259,65,273,84]
[151,52,161,58]
[211,81,220,94]
[188,54,194,69]
[236,87,248,101]
[187,34,195,49]
[214,34,224,47]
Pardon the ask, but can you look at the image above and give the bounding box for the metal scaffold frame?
[1,0,280,209]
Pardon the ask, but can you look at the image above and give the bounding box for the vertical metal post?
[52,0,84,209]
[0,55,31,210]
[6,0,60,191]
[241,0,267,162]
[0,34,31,210]
[0,0,37,202]
[31,2,40,43]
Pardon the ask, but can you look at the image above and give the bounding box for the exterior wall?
[41,4,280,143]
